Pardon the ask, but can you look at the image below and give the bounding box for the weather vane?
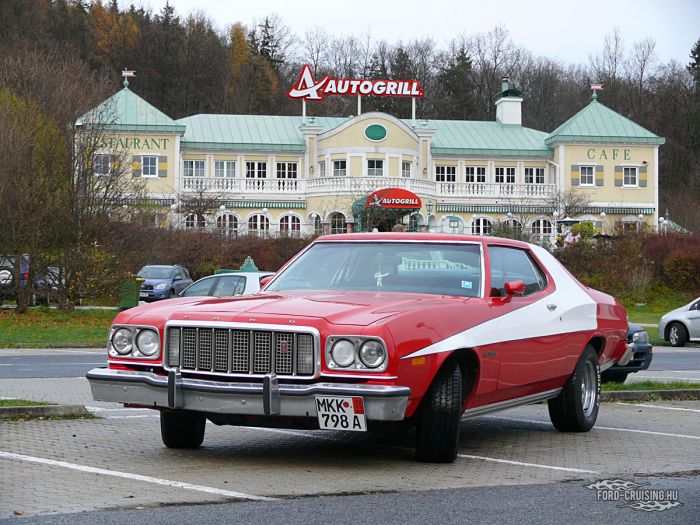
[121,68,136,88]
[590,83,604,100]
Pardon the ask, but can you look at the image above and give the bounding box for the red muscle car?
[87,233,629,462]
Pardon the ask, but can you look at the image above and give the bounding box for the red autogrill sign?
[288,64,424,101]
[366,188,422,209]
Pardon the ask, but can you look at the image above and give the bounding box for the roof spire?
[591,83,604,101]
[121,68,136,88]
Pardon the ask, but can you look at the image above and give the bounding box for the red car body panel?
[105,233,627,420]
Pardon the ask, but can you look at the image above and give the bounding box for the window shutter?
[639,165,648,187]
[158,155,167,178]
[132,156,141,177]
[570,165,579,186]
[614,165,623,187]
[595,165,604,186]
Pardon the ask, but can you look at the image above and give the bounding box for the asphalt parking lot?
[1,372,699,520]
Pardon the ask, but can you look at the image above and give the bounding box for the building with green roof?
[81,76,663,238]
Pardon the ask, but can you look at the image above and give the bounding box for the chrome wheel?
[581,360,597,417]
[669,326,679,345]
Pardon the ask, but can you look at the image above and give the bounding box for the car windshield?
[267,241,482,297]
[137,267,173,279]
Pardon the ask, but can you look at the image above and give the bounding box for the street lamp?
[599,211,606,234]
[637,213,645,232]
[219,204,226,212]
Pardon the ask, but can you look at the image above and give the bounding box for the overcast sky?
[125,0,699,66]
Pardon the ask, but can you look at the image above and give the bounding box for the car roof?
[194,272,274,281]
[315,232,532,249]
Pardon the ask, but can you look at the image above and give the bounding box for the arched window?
[216,214,238,236]
[185,213,205,229]
[248,214,269,236]
[504,219,523,237]
[313,214,323,235]
[329,212,347,234]
[471,217,492,236]
[280,215,301,237]
[408,213,421,232]
[531,218,553,237]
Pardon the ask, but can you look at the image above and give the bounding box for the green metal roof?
[178,114,346,151]
[178,114,551,156]
[545,99,664,145]
[77,85,186,133]
[424,120,550,157]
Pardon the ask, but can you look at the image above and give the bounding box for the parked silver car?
[179,271,274,298]
[658,297,700,347]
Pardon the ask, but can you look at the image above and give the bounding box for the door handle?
[547,304,557,311]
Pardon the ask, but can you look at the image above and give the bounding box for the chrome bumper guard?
[86,368,410,421]
[617,343,636,367]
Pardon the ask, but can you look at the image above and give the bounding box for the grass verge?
[0,399,54,407]
[602,380,700,391]
[0,308,115,347]
[624,290,695,325]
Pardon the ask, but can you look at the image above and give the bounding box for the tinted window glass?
[267,242,482,298]
[488,246,547,297]
[212,276,245,296]
[181,278,216,297]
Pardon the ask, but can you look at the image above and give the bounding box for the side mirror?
[504,280,526,296]
[259,275,274,288]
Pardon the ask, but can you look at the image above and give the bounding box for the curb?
[602,389,700,401]
[0,404,89,419]
[0,343,103,349]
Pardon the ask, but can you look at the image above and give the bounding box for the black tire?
[601,370,629,384]
[548,345,600,432]
[668,322,688,348]
[160,410,206,449]
[415,360,462,463]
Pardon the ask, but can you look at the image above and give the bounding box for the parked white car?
[658,297,700,347]
[178,271,274,298]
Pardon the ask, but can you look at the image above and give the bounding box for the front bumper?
[86,367,410,421]
[610,342,653,372]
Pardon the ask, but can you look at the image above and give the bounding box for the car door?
[687,299,700,338]
[487,245,579,402]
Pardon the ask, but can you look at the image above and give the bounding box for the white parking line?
[0,450,277,501]
[457,454,598,474]
[486,415,700,440]
[617,402,700,413]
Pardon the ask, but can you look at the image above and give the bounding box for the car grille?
[166,326,316,377]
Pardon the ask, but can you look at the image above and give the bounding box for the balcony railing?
[180,176,556,200]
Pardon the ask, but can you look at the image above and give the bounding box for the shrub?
[663,248,700,293]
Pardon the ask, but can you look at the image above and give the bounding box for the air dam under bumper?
[86,368,410,421]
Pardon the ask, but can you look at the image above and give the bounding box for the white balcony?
[179,176,557,201]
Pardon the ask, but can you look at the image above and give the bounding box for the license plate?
[139,292,148,298]
[315,396,367,432]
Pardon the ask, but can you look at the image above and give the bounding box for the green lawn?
[0,399,54,407]
[624,291,694,325]
[603,380,700,391]
[0,308,116,347]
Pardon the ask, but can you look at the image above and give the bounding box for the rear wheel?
[668,323,688,347]
[548,345,600,432]
[160,410,206,449]
[415,360,462,463]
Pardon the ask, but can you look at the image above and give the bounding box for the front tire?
[548,345,600,432]
[668,323,688,347]
[160,410,206,449]
[415,360,462,463]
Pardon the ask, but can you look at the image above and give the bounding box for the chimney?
[495,76,523,126]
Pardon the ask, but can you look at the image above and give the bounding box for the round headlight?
[112,328,133,355]
[330,339,355,367]
[359,340,386,368]
[136,329,160,356]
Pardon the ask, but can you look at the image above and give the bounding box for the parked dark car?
[179,271,274,298]
[0,255,30,305]
[601,322,653,383]
[137,265,193,302]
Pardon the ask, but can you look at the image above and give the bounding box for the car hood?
[122,291,472,326]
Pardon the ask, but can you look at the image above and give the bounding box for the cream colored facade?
[90,83,663,240]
